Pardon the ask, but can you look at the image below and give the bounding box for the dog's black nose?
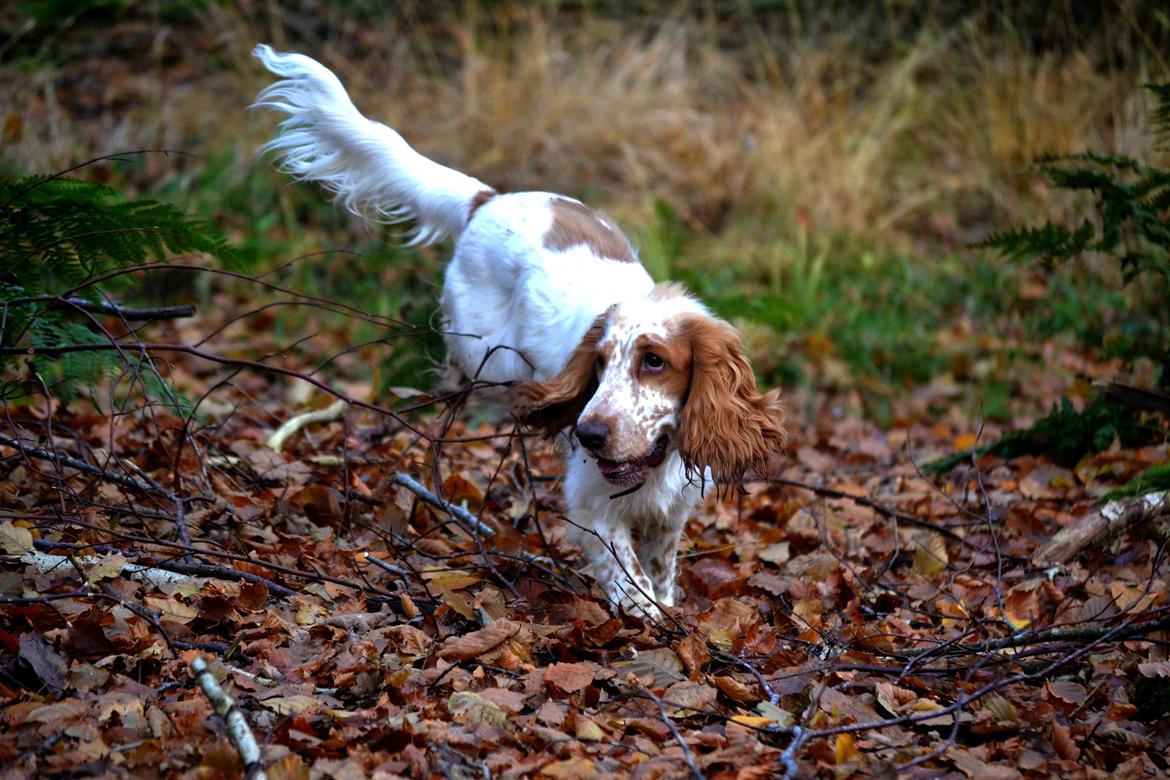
[575,420,609,451]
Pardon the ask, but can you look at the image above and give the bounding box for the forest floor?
[0,281,1167,778]
[2,3,1170,778]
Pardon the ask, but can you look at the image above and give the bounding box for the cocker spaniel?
[253,45,786,618]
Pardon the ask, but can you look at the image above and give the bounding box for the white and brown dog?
[253,45,785,618]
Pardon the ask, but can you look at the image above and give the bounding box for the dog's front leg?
[571,520,662,620]
[636,521,685,608]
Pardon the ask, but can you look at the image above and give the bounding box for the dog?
[253,45,786,618]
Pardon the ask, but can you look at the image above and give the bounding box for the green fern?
[978,85,1170,285]
[1,165,238,405]
[931,84,1170,474]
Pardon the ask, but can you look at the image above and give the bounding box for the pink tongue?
[598,460,625,477]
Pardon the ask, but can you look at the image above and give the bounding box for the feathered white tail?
[252,44,492,245]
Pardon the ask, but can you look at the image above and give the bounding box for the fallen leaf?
[0,521,33,554]
[18,632,68,694]
[437,619,520,661]
[545,662,595,694]
[447,691,506,728]
[912,531,948,579]
[663,680,716,717]
[1052,721,1078,761]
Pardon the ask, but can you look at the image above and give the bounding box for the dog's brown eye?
[643,352,665,371]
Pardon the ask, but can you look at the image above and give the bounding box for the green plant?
[979,83,1170,380]
[0,166,237,404]
[930,84,1170,472]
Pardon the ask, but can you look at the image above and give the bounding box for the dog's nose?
[575,420,609,451]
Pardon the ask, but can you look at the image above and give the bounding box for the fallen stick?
[0,433,161,494]
[189,656,269,780]
[266,399,347,451]
[390,472,496,537]
[22,550,200,589]
[30,540,298,598]
[58,297,196,321]
[1034,490,1170,566]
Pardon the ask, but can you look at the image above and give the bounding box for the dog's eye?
[643,352,666,372]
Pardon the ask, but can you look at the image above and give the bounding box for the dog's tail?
[252,44,493,245]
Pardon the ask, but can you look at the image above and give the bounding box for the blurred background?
[3,0,1167,427]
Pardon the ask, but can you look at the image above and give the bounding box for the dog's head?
[511,285,786,487]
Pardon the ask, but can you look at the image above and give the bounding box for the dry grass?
[1,2,1165,261]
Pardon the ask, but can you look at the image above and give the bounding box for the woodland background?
[0,1,1168,777]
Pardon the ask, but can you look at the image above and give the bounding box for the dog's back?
[252,45,655,387]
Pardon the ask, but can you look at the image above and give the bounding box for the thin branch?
[53,297,196,321]
[0,433,160,494]
[637,683,705,780]
[189,657,269,780]
[766,476,990,550]
[389,472,496,537]
[30,539,298,598]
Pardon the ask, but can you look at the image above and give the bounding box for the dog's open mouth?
[594,434,670,486]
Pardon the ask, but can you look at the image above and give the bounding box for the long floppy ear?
[676,315,786,484]
[510,313,608,436]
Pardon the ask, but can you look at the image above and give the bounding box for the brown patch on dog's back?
[543,198,637,263]
[468,189,498,221]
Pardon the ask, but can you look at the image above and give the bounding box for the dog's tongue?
[596,458,629,479]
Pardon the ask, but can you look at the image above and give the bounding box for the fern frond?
[1146,83,1170,151]
[1,166,240,405]
[978,221,1095,264]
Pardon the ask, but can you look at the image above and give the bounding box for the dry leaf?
[436,619,520,661]
[545,662,595,694]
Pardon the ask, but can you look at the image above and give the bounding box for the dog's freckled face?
[252,44,786,619]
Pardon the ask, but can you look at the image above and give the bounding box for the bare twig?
[0,433,160,494]
[30,539,298,598]
[389,471,496,537]
[54,297,196,321]
[266,399,347,451]
[1035,490,1170,565]
[189,657,269,780]
[637,683,705,780]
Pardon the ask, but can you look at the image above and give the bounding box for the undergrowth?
[0,167,237,405]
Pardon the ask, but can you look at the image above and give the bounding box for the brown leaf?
[19,632,69,694]
[611,647,685,687]
[294,484,344,523]
[478,687,526,714]
[436,619,520,661]
[981,695,1018,725]
[447,691,506,728]
[948,746,1022,780]
[237,582,268,612]
[545,662,596,694]
[1045,680,1087,705]
[540,758,597,780]
[875,682,917,715]
[663,680,717,717]
[911,531,948,579]
[260,694,320,716]
[677,633,710,678]
[0,520,33,554]
[713,674,758,704]
[85,553,128,581]
[575,717,605,741]
[1051,721,1078,761]
[1138,661,1170,677]
[386,625,433,656]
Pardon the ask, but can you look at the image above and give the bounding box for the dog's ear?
[511,313,608,436]
[676,315,786,483]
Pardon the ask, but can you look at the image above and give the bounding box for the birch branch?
[189,656,268,780]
